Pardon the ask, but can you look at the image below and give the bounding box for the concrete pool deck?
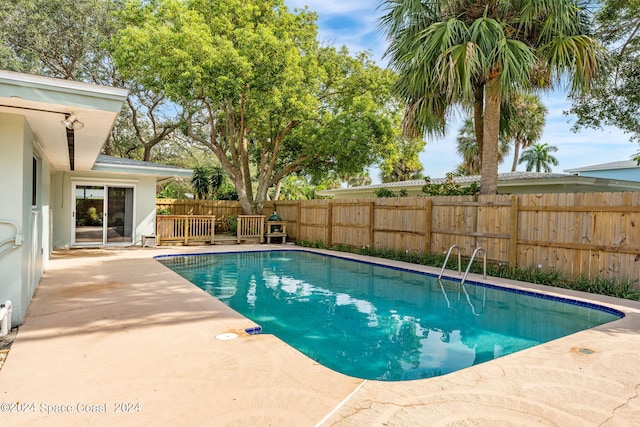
[0,245,639,426]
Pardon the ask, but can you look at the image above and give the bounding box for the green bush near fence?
[297,241,640,301]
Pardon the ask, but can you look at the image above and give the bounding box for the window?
[32,156,38,207]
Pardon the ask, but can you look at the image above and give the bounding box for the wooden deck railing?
[237,215,265,243]
[156,215,215,245]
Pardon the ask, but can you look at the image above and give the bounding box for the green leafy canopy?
[111,0,400,213]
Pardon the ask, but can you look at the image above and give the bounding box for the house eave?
[92,162,193,183]
[0,70,128,172]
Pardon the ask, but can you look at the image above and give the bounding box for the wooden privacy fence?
[156,192,640,283]
[156,199,244,217]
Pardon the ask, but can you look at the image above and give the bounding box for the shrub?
[375,188,397,198]
[296,241,639,301]
[422,173,480,196]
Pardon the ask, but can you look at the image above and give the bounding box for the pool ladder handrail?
[438,245,462,280]
[461,246,487,286]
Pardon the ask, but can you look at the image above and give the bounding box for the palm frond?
[542,34,601,93]
[497,39,537,92]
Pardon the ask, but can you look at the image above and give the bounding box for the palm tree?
[503,93,547,171]
[191,166,210,200]
[380,0,600,194]
[456,118,510,175]
[456,119,483,175]
[518,143,559,172]
[209,166,227,199]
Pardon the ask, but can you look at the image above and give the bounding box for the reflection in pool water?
[158,250,623,381]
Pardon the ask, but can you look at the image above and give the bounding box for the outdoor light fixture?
[61,114,84,130]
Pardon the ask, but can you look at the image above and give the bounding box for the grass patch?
[297,241,640,301]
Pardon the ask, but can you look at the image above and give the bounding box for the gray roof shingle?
[349,172,570,190]
[96,154,188,170]
[564,160,638,173]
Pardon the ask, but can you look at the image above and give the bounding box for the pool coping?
[1,244,639,426]
[154,247,628,319]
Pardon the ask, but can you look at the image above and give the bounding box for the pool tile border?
[155,248,625,320]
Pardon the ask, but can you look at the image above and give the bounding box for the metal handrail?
[438,245,462,280]
[461,247,487,286]
[458,283,480,316]
[437,279,452,309]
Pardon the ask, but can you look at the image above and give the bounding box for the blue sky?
[284,0,639,181]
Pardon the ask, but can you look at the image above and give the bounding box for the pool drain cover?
[216,332,238,341]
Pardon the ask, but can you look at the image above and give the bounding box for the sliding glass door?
[74,185,105,244]
[106,186,134,243]
[73,184,135,246]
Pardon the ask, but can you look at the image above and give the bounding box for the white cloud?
[416,88,637,180]
[285,0,387,61]
[286,0,376,15]
[284,1,640,181]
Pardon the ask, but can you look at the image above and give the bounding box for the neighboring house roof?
[565,160,639,173]
[347,172,571,190]
[93,155,193,183]
[0,70,128,171]
[317,172,640,198]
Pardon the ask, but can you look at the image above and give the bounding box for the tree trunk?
[511,139,520,172]
[481,76,501,195]
[143,144,152,162]
[104,136,113,156]
[233,175,256,214]
[473,85,484,157]
[273,181,282,200]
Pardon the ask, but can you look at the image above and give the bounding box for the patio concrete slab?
[0,246,362,426]
[1,245,639,426]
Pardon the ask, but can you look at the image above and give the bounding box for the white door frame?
[71,181,137,246]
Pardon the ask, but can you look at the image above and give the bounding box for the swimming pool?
[157,250,623,381]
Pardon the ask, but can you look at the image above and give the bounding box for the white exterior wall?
[0,112,47,325]
[51,171,157,248]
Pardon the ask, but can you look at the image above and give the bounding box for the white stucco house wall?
[0,70,191,326]
[565,160,640,182]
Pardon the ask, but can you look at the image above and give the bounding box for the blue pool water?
[157,250,623,381]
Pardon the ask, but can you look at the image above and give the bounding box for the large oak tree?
[0,0,183,162]
[111,0,399,213]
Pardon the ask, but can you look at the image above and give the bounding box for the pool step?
[244,326,262,335]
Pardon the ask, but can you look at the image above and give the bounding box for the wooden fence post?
[327,202,333,246]
[296,201,301,241]
[509,195,519,267]
[424,199,432,254]
[369,202,375,248]
[473,194,479,249]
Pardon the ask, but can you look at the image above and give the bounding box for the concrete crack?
[599,383,640,426]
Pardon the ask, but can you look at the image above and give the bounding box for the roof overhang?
[0,70,127,171]
[92,155,193,184]
[495,175,640,193]
[565,160,639,173]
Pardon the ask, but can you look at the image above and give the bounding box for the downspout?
[0,300,12,337]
